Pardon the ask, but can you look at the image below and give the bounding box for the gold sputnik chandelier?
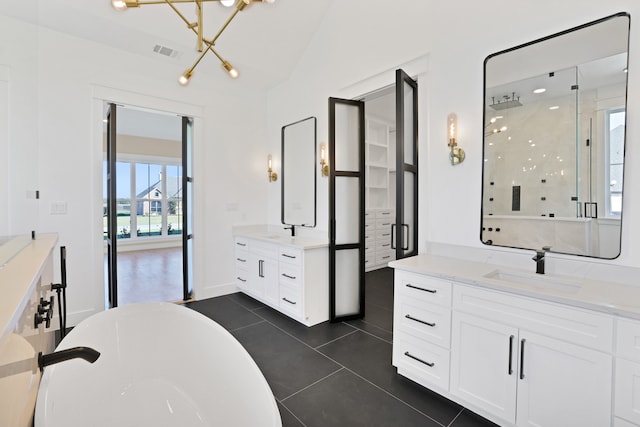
[111,0,275,85]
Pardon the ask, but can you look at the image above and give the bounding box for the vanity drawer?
[617,318,640,361]
[279,247,302,265]
[235,247,249,266]
[279,263,302,289]
[365,218,376,231]
[376,251,395,266]
[376,229,392,242]
[375,218,394,230]
[236,268,250,291]
[395,297,451,348]
[395,271,452,308]
[279,284,302,318]
[234,237,250,250]
[393,331,450,391]
[375,209,394,219]
[376,240,392,252]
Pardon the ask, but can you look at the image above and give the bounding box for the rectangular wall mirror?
[282,116,317,229]
[481,12,630,259]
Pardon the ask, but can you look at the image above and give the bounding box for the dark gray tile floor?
[186,268,498,427]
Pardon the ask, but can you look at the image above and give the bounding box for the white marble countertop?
[233,225,328,250]
[390,254,640,321]
[0,233,58,345]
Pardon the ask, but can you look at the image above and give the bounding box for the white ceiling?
[0,0,334,90]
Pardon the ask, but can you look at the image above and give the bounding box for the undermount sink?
[483,269,582,294]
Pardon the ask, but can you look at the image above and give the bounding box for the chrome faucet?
[38,346,100,371]
[532,246,551,274]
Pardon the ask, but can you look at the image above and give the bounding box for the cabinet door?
[516,330,612,427]
[256,256,278,306]
[451,311,518,423]
[616,358,640,425]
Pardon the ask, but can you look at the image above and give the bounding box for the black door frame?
[328,97,366,322]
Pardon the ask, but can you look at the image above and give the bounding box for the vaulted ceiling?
[0,0,335,90]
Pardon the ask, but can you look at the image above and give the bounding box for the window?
[104,159,182,240]
[606,108,625,217]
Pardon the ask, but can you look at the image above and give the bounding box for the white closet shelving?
[365,116,396,271]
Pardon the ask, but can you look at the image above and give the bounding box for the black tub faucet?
[532,246,551,274]
[38,347,100,371]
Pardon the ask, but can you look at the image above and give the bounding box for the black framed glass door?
[394,69,418,259]
[328,97,365,322]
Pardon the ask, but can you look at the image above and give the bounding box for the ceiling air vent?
[152,44,179,58]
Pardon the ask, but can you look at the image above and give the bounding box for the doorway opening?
[103,104,193,307]
[328,69,418,324]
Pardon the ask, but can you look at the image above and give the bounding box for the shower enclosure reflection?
[481,12,630,259]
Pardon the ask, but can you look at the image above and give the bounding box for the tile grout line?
[343,320,394,345]
[315,353,448,427]
[280,367,345,402]
[314,329,361,350]
[446,409,465,427]
[226,319,266,333]
[276,401,309,427]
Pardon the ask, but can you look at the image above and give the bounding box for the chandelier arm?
[133,0,223,5]
[210,6,242,45]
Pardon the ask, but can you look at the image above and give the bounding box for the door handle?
[258,259,264,278]
[391,224,396,249]
[402,224,409,250]
[519,338,526,380]
[508,335,514,375]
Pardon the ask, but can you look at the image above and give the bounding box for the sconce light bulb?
[447,113,458,145]
[268,154,273,171]
[111,0,128,10]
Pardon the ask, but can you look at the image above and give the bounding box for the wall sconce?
[267,154,278,182]
[447,113,465,166]
[319,142,329,177]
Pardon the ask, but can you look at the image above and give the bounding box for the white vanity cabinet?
[391,257,619,427]
[392,271,452,392]
[451,284,613,427]
[234,235,328,326]
[615,318,640,426]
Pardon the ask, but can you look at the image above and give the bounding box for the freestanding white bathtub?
[34,302,281,427]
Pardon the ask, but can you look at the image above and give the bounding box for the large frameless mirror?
[282,116,317,229]
[481,12,630,259]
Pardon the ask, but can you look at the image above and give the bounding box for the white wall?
[3,0,640,325]
[1,14,271,324]
[267,0,640,275]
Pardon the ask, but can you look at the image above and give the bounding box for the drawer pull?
[508,335,514,375]
[282,297,297,305]
[381,233,391,237]
[406,284,437,294]
[381,243,391,248]
[405,314,435,327]
[404,351,434,367]
[381,212,391,215]
[382,256,390,260]
[282,273,297,280]
[237,277,247,282]
[282,254,297,259]
[236,258,246,263]
[236,242,247,247]
[519,338,526,380]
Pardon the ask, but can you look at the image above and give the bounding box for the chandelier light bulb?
[222,61,239,78]
[111,0,128,10]
[178,69,193,86]
[220,0,234,6]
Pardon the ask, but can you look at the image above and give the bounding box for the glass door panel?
[395,69,418,259]
[329,97,365,321]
